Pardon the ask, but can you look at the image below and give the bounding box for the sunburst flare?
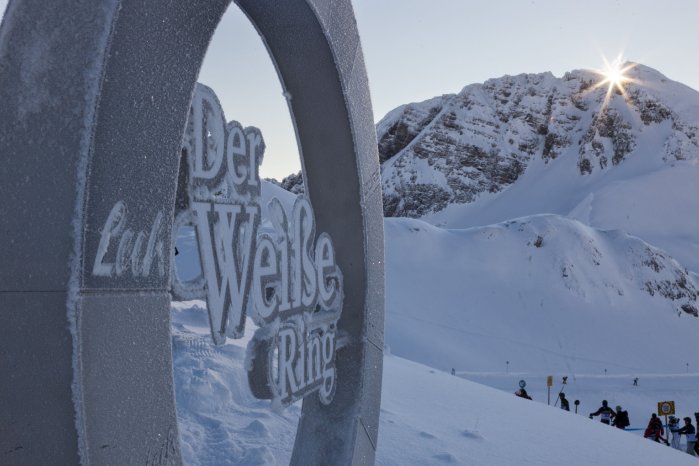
[593,55,638,110]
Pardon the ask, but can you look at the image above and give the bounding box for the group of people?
[662,414,698,456]
[587,399,630,429]
[584,400,698,456]
[586,401,698,456]
[517,391,699,456]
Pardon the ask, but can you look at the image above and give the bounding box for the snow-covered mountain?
[379,64,699,273]
[378,63,699,218]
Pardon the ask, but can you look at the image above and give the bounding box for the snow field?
[171,302,699,465]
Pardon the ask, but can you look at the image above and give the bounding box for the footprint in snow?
[461,429,483,440]
[237,446,275,466]
[243,419,271,439]
[433,452,457,463]
[419,431,436,439]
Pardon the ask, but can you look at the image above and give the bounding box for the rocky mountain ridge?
[378,64,699,217]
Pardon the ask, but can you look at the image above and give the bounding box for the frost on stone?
[91,200,167,280]
[245,195,345,410]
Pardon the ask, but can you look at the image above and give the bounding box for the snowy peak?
[379,63,699,218]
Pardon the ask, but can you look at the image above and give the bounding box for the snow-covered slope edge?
[377,355,697,466]
[385,214,699,374]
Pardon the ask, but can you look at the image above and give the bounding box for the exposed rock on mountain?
[266,171,304,195]
[377,64,699,218]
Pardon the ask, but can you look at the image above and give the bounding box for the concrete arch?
[0,0,383,464]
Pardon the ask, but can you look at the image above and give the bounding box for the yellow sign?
[657,401,675,416]
[547,375,553,387]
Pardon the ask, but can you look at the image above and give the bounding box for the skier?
[589,400,616,425]
[668,416,682,450]
[644,414,668,445]
[678,417,696,455]
[515,388,532,400]
[611,405,630,430]
[633,377,638,386]
[558,393,570,411]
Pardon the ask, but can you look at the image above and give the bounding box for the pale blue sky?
[3,1,699,179]
[202,0,699,179]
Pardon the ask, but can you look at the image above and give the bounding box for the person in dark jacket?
[612,405,630,429]
[589,400,616,425]
[559,393,570,411]
[515,388,532,400]
[678,417,696,455]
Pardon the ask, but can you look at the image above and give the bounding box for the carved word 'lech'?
[164,84,343,408]
[93,201,166,279]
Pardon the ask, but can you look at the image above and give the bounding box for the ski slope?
[171,301,699,465]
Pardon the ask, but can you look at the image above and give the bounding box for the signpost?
[658,401,675,416]
[658,400,676,436]
[547,375,553,405]
[0,1,384,464]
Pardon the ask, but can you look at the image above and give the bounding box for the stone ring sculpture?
[0,1,383,464]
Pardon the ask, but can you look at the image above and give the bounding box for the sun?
[604,64,627,89]
[593,55,637,109]
[599,56,634,91]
